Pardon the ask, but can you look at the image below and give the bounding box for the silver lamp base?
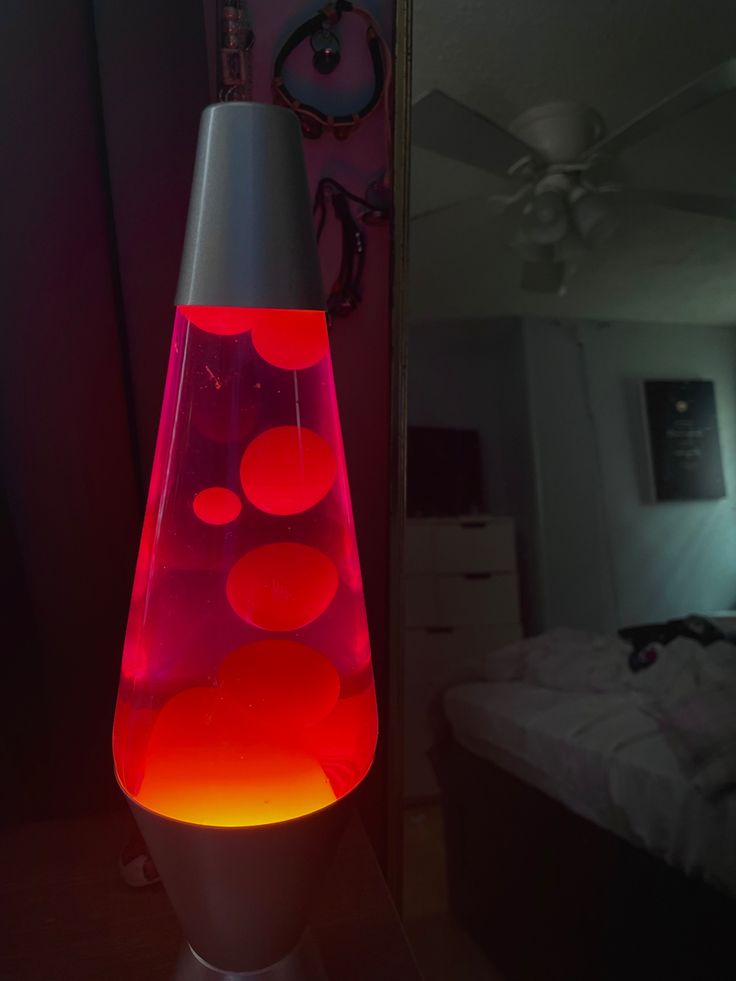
[174,932,328,981]
[128,794,350,974]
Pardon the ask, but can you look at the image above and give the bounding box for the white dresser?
[403,515,522,800]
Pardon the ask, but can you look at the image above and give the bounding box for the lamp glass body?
[113,304,377,829]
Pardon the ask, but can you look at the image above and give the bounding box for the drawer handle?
[464,572,491,580]
[460,521,487,529]
[425,626,454,634]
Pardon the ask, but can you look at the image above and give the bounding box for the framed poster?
[643,379,725,501]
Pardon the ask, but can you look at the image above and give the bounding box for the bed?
[432,624,736,980]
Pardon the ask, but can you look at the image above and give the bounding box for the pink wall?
[0,2,145,813]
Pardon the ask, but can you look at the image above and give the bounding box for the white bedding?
[483,628,736,794]
[444,676,736,897]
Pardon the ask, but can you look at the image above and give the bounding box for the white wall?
[408,317,736,635]
[525,319,736,632]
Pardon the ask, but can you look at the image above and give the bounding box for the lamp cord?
[314,178,379,320]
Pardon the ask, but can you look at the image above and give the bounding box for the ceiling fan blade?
[413,183,531,222]
[412,192,499,221]
[584,57,736,160]
[413,89,542,178]
[614,187,736,221]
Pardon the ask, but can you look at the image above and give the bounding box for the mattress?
[444,681,736,897]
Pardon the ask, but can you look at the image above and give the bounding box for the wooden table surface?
[0,809,422,981]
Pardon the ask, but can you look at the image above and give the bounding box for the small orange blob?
[193,486,242,525]
[219,639,340,732]
[240,426,337,515]
[226,542,338,631]
[251,309,328,370]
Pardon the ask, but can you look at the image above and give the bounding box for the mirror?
[401,5,736,979]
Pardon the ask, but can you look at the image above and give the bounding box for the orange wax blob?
[251,309,328,370]
[304,686,379,798]
[141,687,243,752]
[136,687,335,826]
[219,639,340,732]
[192,486,242,525]
[180,305,255,336]
[240,426,337,515]
[226,543,338,631]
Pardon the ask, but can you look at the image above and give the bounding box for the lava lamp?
[112,103,378,979]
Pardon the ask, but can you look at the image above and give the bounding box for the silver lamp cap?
[175,102,324,311]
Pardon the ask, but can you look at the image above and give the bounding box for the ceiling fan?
[412,58,736,293]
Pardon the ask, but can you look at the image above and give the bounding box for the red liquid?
[113,308,377,827]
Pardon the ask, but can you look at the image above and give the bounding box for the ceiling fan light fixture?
[521,190,569,245]
[509,102,604,163]
[510,225,551,261]
[570,188,619,246]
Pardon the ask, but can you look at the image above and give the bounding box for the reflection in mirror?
[402,6,736,980]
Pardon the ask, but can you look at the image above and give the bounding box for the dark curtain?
[0,1,209,821]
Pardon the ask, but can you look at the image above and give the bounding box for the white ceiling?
[409,1,736,325]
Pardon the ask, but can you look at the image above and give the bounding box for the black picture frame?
[643,379,726,501]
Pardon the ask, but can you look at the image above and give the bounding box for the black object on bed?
[431,737,734,981]
[620,614,726,654]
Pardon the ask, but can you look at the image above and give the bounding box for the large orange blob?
[251,309,328,369]
[240,426,337,515]
[226,543,338,630]
[136,688,335,826]
[219,639,340,732]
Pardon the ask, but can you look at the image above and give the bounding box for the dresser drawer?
[434,519,515,573]
[404,624,522,675]
[439,573,519,625]
[402,623,523,800]
[406,517,515,575]
[405,523,435,574]
[405,575,437,626]
[406,572,520,627]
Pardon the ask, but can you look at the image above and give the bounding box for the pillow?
[484,629,630,693]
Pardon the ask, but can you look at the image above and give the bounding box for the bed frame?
[431,737,734,981]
